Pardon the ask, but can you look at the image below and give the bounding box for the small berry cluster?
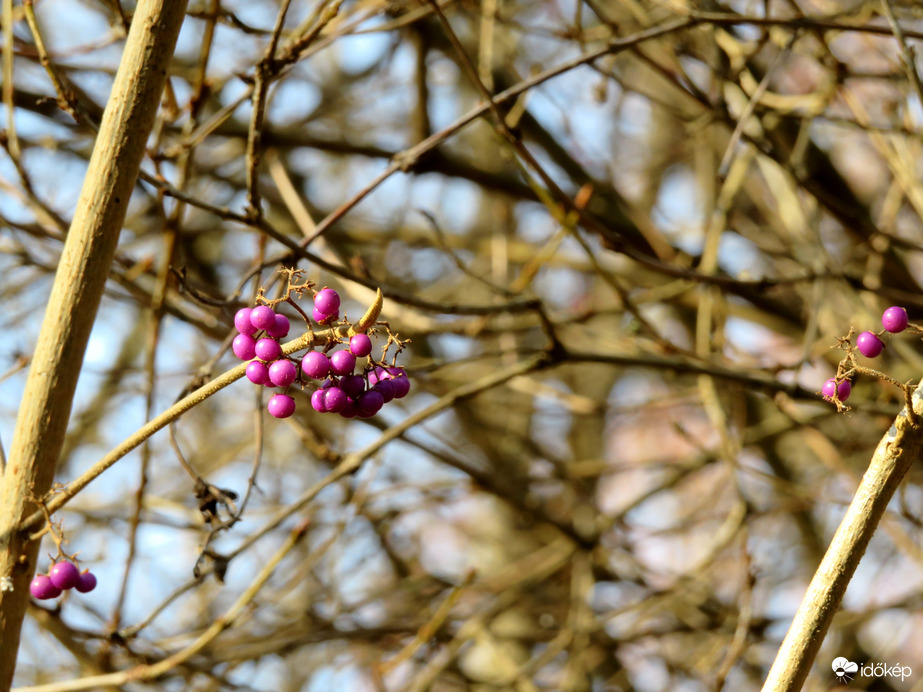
[233,284,409,419]
[30,561,97,600]
[823,306,916,407]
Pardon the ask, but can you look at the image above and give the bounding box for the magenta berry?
[75,571,97,593]
[323,386,348,413]
[50,561,80,590]
[822,378,851,402]
[882,306,908,333]
[255,338,283,362]
[349,333,372,358]
[234,308,256,335]
[857,331,885,358]
[267,394,296,418]
[311,388,328,412]
[368,367,391,386]
[314,288,341,315]
[232,334,257,360]
[250,305,276,331]
[268,359,298,387]
[301,351,330,379]
[357,390,385,416]
[312,307,337,325]
[246,361,271,385]
[30,574,61,600]
[329,350,356,376]
[266,313,290,338]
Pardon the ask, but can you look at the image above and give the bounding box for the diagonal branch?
[0,0,190,685]
[762,386,923,690]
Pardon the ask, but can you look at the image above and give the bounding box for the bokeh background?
[4,0,923,689]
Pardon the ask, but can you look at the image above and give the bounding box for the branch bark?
[761,387,923,691]
[0,0,189,685]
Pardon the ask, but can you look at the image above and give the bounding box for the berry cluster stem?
[18,298,382,537]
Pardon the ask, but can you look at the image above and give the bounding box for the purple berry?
[857,331,885,358]
[266,313,291,338]
[268,359,298,387]
[311,388,328,412]
[75,571,97,593]
[357,390,384,416]
[339,398,358,418]
[232,334,257,360]
[234,308,256,335]
[268,394,296,418]
[329,350,357,376]
[30,574,61,600]
[50,561,80,590]
[391,374,411,399]
[323,386,348,413]
[822,378,851,402]
[246,361,271,385]
[349,333,372,358]
[250,305,276,331]
[373,378,395,403]
[255,338,283,362]
[368,367,391,386]
[301,351,330,379]
[339,374,365,398]
[312,307,337,325]
[882,306,908,333]
[314,288,341,315]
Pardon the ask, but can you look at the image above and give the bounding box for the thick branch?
[762,386,923,690]
[0,0,189,685]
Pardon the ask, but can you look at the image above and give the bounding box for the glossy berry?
[313,307,337,325]
[266,314,290,338]
[314,288,341,315]
[234,308,256,335]
[357,390,385,416]
[250,306,276,331]
[75,571,97,593]
[882,306,909,333]
[368,367,391,386]
[268,359,298,387]
[30,574,61,600]
[302,351,330,379]
[246,361,271,385]
[329,350,356,376]
[255,338,283,362]
[374,378,395,403]
[349,333,372,358]
[391,374,411,399]
[339,375,365,398]
[268,394,296,419]
[232,334,257,360]
[857,331,885,358]
[323,386,348,413]
[50,562,80,590]
[822,378,851,402]
[311,389,328,413]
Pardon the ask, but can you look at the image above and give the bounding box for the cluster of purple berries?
[233,288,409,419]
[30,561,97,600]
[823,306,910,402]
